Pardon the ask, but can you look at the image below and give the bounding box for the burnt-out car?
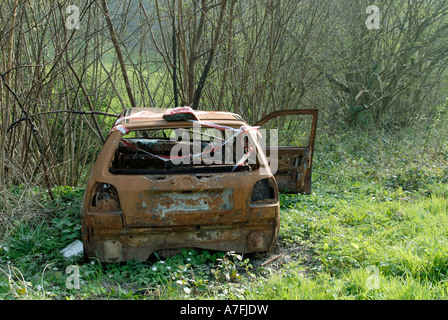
[81,107,318,262]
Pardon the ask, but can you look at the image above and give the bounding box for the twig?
[326,186,362,194]
[1,65,43,77]
[66,62,107,143]
[261,254,282,267]
[7,110,118,133]
[99,0,138,109]
[191,0,228,110]
[172,4,179,107]
[0,70,55,201]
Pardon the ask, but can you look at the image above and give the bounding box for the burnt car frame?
[81,107,318,262]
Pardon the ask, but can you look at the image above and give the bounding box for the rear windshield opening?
[109,127,260,174]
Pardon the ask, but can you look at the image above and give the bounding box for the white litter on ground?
[61,240,84,258]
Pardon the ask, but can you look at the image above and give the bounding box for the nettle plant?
[168,251,255,296]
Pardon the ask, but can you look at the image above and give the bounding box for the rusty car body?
[81,107,318,262]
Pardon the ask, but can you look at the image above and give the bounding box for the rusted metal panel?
[264,147,312,193]
[88,219,279,263]
[125,188,234,227]
[86,212,122,229]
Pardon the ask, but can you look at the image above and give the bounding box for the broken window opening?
[108,128,261,175]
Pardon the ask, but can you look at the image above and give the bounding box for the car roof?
[117,107,247,130]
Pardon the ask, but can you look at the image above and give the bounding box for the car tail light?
[91,183,121,211]
[251,178,277,203]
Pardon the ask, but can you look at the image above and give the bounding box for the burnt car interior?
[109,127,259,175]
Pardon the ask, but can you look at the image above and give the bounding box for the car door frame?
[254,109,318,194]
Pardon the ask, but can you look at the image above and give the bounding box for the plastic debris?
[61,240,84,258]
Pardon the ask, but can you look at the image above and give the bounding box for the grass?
[1,125,448,300]
[247,182,448,300]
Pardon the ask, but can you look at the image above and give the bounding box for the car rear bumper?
[83,203,279,262]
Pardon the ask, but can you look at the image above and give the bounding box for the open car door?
[254,109,318,194]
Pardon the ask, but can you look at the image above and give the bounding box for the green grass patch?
[1,127,448,299]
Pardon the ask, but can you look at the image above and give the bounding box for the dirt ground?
[249,240,318,274]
